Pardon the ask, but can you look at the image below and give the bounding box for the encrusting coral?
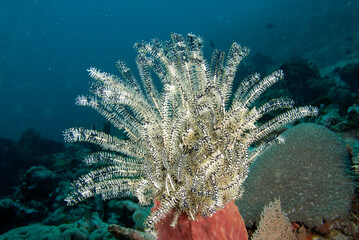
[63,33,318,239]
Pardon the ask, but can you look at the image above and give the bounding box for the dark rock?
[279,57,325,105]
[107,200,139,228]
[0,198,39,234]
[347,106,359,127]
[19,165,58,203]
[334,62,359,90]
[16,128,65,168]
[328,87,354,114]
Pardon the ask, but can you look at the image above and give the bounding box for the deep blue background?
[1,0,358,141]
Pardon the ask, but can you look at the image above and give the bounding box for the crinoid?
[63,33,318,238]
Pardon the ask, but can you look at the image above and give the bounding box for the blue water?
[0,0,358,141]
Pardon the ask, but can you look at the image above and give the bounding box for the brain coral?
[237,123,355,227]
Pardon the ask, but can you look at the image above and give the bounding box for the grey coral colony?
[63,33,318,235]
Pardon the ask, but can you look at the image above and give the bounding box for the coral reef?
[20,165,59,203]
[132,207,152,231]
[0,129,154,238]
[334,62,359,90]
[0,198,39,234]
[279,57,323,105]
[0,41,358,240]
[106,200,150,229]
[237,123,355,227]
[0,214,116,240]
[0,128,64,197]
[0,224,63,240]
[63,33,317,238]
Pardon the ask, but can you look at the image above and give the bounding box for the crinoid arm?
[64,33,318,238]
